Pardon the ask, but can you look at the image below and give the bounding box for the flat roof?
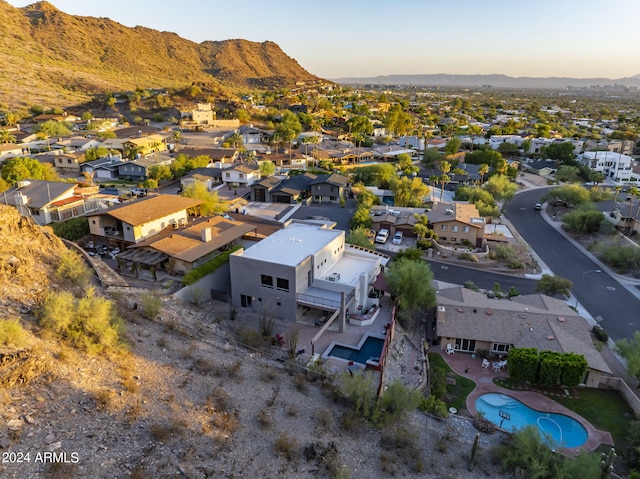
[323,254,379,286]
[239,223,343,266]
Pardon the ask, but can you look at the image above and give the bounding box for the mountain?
[332,73,640,90]
[0,1,322,109]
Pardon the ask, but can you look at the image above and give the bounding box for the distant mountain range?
[0,1,321,109]
[332,73,640,90]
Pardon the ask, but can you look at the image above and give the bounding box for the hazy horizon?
[6,0,640,80]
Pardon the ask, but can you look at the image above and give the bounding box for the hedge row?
[182,245,243,286]
[508,347,588,387]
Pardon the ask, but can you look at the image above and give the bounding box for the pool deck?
[436,347,614,456]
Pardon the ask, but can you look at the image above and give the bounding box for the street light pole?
[574,269,601,309]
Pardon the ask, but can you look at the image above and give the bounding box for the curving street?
[504,187,640,341]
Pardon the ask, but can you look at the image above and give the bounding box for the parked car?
[392,231,403,245]
[375,229,389,244]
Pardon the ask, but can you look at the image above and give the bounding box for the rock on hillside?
[0,205,66,316]
[0,0,323,109]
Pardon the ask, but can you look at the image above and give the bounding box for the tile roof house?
[81,156,126,179]
[269,173,317,204]
[435,286,611,388]
[87,194,204,248]
[427,201,486,248]
[310,173,349,204]
[222,163,260,187]
[180,168,223,191]
[0,180,89,225]
[117,215,257,277]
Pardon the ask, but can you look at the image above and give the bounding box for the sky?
[6,0,640,80]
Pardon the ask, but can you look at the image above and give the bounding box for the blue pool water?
[475,393,587,448]
[327,337,384,365]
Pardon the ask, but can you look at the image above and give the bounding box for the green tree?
[536,274,573,298]
[84,146,109,162]
[444,137,461,155]
[615,331,640,386]
[274,110,302,161]
[353,163,397,188]
[542,184,591,210]
[34,120,72,150]
[183,182,226,216]
[385,258,436,331]
[148,164,173,182]
[259,160,275,177]
[350,205,372,229]
[541,142,576,164]
[562,208,604,235]
[1,157,60,184]
[439,160,451,201]
[478,163,489,184]
[346,227,374,249]
[422,147,442,166]
[0,129,16,143]
[392,176,429,207]
[483,174,517,202]
[497,142,519,155]
[556,165,582,183]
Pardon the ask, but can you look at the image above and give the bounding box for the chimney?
[201,227,212,242]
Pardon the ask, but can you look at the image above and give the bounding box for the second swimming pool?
[475,393,588,448]
[325,336,384,365]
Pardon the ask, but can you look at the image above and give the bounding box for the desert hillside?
[0,1,322,109]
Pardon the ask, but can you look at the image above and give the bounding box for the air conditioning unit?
[326,272,340,282]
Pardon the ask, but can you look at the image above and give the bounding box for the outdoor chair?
[481,358,490,368]
[446,344,455,355]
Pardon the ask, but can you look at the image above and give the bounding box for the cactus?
[600,447,616,479]
[468,432,480,471]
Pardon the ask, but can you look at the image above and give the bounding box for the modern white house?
[580,151,633,182]
[229,223,389,322]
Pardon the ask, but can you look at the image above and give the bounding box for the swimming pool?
[475,393,587,448]
[325,336,384,365]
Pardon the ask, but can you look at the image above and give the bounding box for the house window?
[126,226,131,231]
[454,338,476,352]
[450,237,456,242]
[92,220,96,224]
[261,274,273,288]
[276,277,289,292]
[492,343,511,354]
[463,226,470,233]
[330,196,337,201]
[440,237,447,241]
[451,225,459,232]
[331,186,336,192]
[239,173,244,178]
[440,224,447,231]
[67,159,72,164]
[225,172,231,178]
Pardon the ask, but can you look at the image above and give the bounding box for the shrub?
[507,259,525,269]
[464,280,479,291]
[416,239,432,250]
[50,216,90,241]
[592,325,609,343]
[418,394,448,418]
[182,246,242,285]
[55,249,92,287]
[38,287,124,354]
[377,380,422,421]
[238,327,267,349]
[492,244,516,260]
[274,432,298,461]
[0,318,28,347]
[140,291,162,319]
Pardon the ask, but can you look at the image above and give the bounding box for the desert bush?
[149,421,185,443]
[209,411,239,437]
[237,327,266,349]
[93,389,116,411]
[258,308,276,338]
[377,380,422,421]
[256,408,273,428]
[274,432,298,461]
[419,394,448,418]
[38,287,124,354]
[315,408,333,430]
[208,387,232,412]
[0,318,28,347]
[380,425,423,473]
[338,370,377,419]
[492,244,516,260]
[507,259,525,269]
[463,280,479,291]
[140,290,162,319]
[338,410,365,435]
[55,249,92,287]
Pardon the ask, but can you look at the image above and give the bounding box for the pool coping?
[438,349,614,456]
[322,332,386,366]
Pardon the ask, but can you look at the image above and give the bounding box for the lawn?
[428,353,476,412]
[495,377,633,447]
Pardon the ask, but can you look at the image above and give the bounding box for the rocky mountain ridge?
[0,1,322,109]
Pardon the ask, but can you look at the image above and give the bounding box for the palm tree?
[479,163,489,184]
[439,160,451,201]
[171,130,183,152]
[612,185,622,212]
[428,175,438,202]
[0,129,16,143]
[627,185,639,235]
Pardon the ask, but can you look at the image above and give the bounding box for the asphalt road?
[504,188,640,341]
